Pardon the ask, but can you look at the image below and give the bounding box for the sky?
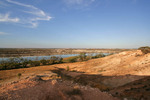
[0,0,150,48]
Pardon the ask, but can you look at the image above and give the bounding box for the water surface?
[0,53,110,61]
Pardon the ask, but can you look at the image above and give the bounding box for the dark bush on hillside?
[92,53,105,58]
[28,60,40,67]
[21,59,29,68]
[48,56,63,64]
[17,73,22,79]
[138,46,150,54]
[58,57,63,63]
[0,56,64,70]
[0,52,109,70]
[0,60,9,70]
[40,58,47,65]
[79,52,87,61]
[68,57,78,62]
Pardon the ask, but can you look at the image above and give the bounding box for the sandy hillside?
[0,50,150,100]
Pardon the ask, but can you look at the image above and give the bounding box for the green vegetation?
[63,56,78,63]
[66,66,70,71]
[78,52,87,61]
[68,56,78,62]
[0,56,63,70]
[40,58,47,65]
[17,73,22,79]
[138,46,150,54]
[92,53,105,59]
[64,53,107,63]
[0,53,112,70]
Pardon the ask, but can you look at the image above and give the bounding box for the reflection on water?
[0,53,110,61]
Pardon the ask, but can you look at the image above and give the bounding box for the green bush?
[66,66,70,71]
[0,60,10,70]
[49,56,59,64]
[21,59,29,68]
[78,52,87,61]
[40,59,47,65]
[68,57,78,62]
[58,57,63,63]
[0,52,108,70]
[0,64,2,70]
[138,46,150,54]
[28,60,40,67]
[0,56,64,70]
[33,61,40,66]
[17,73,22,79]
[92,53,105,58]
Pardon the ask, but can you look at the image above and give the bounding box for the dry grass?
[0,65,57,84]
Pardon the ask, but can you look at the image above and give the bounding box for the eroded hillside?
[0,50,150,100]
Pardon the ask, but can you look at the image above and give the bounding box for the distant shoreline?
[0,48,131,57]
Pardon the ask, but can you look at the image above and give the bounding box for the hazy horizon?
[0,0,150,48]
[0,47,138,49]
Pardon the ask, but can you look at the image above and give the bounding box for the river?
[0,53,110,62]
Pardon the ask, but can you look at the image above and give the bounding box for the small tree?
[17,73,22,79]
[50,56,57,64]
[138,46,150,54]
[40,58,47,65]
[66,66,70,71]
[58,57,63,63]
[21,59,28,68]
[68,57,77,63]
[92,53,105,58]
[79,52,86,61]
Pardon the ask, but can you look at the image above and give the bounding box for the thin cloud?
[0,32,8,35]
[64,0,95,6]
[0,0,52,28]
[63,0,95,10]
[0,13,19,22]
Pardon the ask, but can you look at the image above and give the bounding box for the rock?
[51,80,57,85]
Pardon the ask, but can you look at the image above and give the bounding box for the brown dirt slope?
[0,50,150,100]
[0,77,119,100]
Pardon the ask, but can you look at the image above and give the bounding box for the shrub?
[47,59,54,65]
[0,64,2,69]
[40,58,47,65]
[58,57,63,63]
[85,55,92,60]
[33,61,40,66]
[78,52,86,61]
[28,60,40,67]
[50,56,59,64]
[0,60,10,70]
[63,56,78,63]
[17,73,22,79]
[21,59,29,68]
[0,56,63,70]
[92,53,105,58]
[138,46,150,54]
[68,57,78,62]
[66,66,70,71]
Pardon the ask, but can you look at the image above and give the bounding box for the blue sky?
[0,0,150,48]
